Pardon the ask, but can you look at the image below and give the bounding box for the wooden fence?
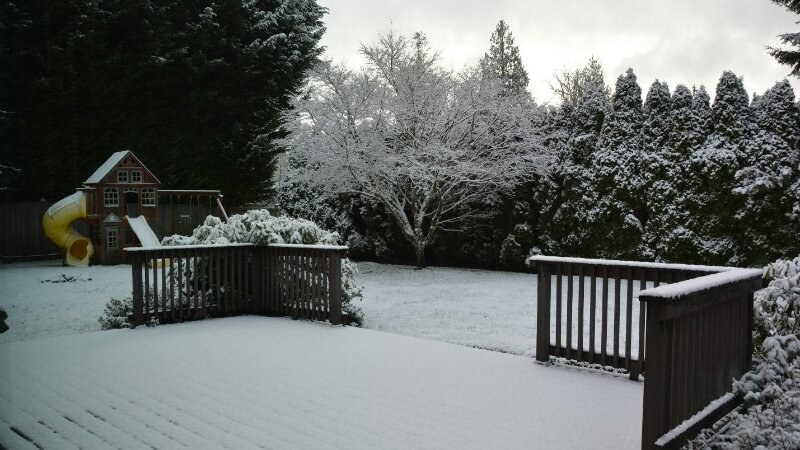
[0,201,85,259]
[126,243,347,326]
[530,255,762,449]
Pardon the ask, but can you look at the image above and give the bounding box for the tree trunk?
[413,236,426,268]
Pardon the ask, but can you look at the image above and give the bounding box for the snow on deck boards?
[0,317,643,449]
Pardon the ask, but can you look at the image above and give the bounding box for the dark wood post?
[640,300,669,450]
[131,252,144,326]
[251,247,263,314]
[328,250,343,325]
[536,262,551,363]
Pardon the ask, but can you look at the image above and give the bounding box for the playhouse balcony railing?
[125,243,347,326]
[530,255,762,450]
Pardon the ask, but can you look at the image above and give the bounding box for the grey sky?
[317,0,799,104]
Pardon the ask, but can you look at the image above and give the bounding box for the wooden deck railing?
[530,255,763,449]
[530,256,725,379]
[126,243,348,326]
[640,268,761,450]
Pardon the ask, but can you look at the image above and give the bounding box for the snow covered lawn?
[0,261,131,343]
[0,316,642,449]
[357,262,538,357]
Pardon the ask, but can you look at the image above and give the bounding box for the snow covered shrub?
[690,256,800,448]
[162,210,364,326]
[691,335,800,449]
[750,256,800,353]
[98,297,134,330]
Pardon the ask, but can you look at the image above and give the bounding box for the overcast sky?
[317,0,799,105]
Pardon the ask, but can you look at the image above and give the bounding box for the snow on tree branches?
[281,31,549,267]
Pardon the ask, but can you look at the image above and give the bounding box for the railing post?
[536,262,551,363]
[328,250,342,325]
[640,300,669,450]
[131,252,144,326]
[251,247,263,314]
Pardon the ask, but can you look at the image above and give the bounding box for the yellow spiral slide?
[42,191,95,266]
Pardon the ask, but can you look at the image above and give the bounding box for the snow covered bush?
[98,297,133,330]
[691,256,800,448]
[162,210,364,325]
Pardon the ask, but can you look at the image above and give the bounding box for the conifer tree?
[644,85,707,262]
[734,80,800,263]
[588,69,644,259]
[687,71,753,265]
[480,20,530,96]
[538,82,609,256]
[768,0,800,76]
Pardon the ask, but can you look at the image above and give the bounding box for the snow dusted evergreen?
[767,0,800,77]
[480,20,530,97]
[734,80,800,264]
[588,69,645,259]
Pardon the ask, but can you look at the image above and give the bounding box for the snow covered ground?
[0,316,643,449]
[0,261,131,344]
[357,262,538,356]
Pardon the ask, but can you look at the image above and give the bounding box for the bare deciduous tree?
[551,56,611,107]
[281,31,550,267]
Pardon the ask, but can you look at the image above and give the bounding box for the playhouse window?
[141,188,156,206]
[104,188,118,207]
[106,228,118,250]
[131,170,142,183]
[117,171,129,183]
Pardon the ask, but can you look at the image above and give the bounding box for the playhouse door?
[125,191,140,217]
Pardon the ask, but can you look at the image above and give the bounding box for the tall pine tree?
[688,71,753,265]
[480,20,530,96]
[734,80,800,263]
[588,69,644,259]
[768,0,800,76]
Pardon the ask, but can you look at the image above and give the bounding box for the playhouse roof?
[84,150,160,185]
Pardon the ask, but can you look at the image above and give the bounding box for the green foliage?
[480,20,530,96]
[0,0,326,206]
[768,0,800,77]
[98,297,134,330]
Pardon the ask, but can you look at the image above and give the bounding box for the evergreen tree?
[734,80,800,263]
[644,85,706,262]
[538,82,609,256]
[588,69,644,259]
[1,0,326,206]
[480,20,530,96]
[767,0,800,76]
[688,71,754,265]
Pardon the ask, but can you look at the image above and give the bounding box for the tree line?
[280,21,800,269]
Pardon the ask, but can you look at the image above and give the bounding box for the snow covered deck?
[0,317,642,449]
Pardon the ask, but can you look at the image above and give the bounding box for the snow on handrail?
[124,243,254,252]
[639,268,762,301]
[267,243,349,251]
[528,255,732,273]
[125,243,348,252]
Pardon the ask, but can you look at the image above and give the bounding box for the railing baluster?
[589,266,597,364]
[625,268,633,375]
[577,265,585,361]
[566,264,573,360]
[601,266,609,366]
[613,267,621,367]
[555,263,562,356]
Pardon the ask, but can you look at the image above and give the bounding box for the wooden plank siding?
[126,244,348,326]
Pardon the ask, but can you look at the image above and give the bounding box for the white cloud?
[318,0,799,104]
